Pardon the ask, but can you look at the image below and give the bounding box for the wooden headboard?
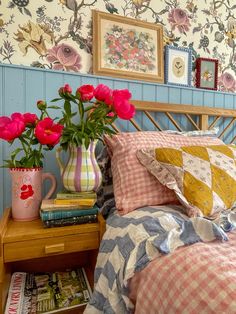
[113,100,236,144]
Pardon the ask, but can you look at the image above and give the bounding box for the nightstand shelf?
[0,208,106,314]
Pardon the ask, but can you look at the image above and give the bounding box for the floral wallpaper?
[1,0,236,92]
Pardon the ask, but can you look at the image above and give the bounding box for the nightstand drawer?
[4,232,99,262]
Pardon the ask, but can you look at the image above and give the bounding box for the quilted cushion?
[137,145,236,218]
[104,132,224,215]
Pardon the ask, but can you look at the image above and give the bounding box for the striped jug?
[56,142,102,192]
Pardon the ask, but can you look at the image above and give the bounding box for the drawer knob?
[45,243,65,254]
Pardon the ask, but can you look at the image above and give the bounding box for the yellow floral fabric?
[137,145,236,218]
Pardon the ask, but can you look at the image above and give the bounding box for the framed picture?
[165,46,192,87]
[92,10,164,83]
[196,57,218,90]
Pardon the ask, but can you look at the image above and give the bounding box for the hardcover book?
[40,199,91,211]
[40,205,99,221]
[5,269,91,314]
[53,198,96,207]
[42,214,98,228]
[56,190,97,200]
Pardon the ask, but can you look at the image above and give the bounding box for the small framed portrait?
[164,46,192,87]
[196,58,218,90]
[92,10,164,83]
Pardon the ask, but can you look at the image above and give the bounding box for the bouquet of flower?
[53,83,135,150]
[0,102,64,168]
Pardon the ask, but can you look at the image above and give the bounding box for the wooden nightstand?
[0,208,106,314]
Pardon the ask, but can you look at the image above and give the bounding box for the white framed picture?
[165,46,192,87]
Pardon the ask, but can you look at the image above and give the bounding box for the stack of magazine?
[40,191,98,228]
[4,268,92,314]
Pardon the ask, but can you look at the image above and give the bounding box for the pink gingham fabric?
[130,230,236,314]
[105,132,223,215]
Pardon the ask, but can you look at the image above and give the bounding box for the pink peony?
[76,84,94,102]
[63,83,72,94]
[0,113,25,141]
[112,89,132,101]
[59,83,73,96]
[168,8,191,33]
[113,95,135,120]
[46,44,82,72]
[23,113,38,125]
[94,84,113,105]
[35,117,64,146]
[218,72,236,92]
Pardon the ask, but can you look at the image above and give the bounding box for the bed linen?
[129,229,236,314]
[84,205,236,314]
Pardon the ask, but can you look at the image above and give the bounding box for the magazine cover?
[5,269,91,314]
[23,273,37,314]
[4,272,27,314]
[35,268,91,314]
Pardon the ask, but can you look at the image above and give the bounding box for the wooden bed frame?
[113,100,236,143]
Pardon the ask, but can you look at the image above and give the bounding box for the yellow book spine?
[53,198,95,206]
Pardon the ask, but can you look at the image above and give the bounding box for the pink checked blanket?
[130,230,236,314]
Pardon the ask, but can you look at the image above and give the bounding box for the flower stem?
[78,100,85,135]
[19,137,28,155]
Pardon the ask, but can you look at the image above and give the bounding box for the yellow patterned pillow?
[137,145,236,218]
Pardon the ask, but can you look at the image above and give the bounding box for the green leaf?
[51,98,62,102]
[47,105,61,109]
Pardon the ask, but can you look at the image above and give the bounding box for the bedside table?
[0,208,106,314]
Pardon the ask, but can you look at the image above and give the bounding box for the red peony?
[35,117,64,146]
[59,83,72,96]
[76,84,94,102]
[0,114,25,141]
[113,96,135,120]
[53,83,136,150]
[23,113,38,125]
[0,103,64,168]
[94,84,113,105]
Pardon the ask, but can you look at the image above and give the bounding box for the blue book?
[40,205,98,221]
[42,214,98,228]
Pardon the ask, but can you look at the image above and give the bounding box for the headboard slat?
[185,114,200,130]
[131,100,236,117]
[112,100,236,143]
[144,111,162,131]
[209,116,221,130]
[165,112,182,131]
[218,118,236,139]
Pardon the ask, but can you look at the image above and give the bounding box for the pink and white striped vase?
[10,167,57,221]
[56,142,102,192]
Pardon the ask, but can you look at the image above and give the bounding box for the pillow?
[104,131,224,215]
[163,127,219,137]
[137,145,236,218]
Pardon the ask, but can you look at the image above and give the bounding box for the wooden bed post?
[199,114,208,130]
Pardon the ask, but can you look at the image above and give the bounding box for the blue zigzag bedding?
[84,205,235,314]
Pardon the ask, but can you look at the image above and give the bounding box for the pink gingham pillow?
[104,132,224,215]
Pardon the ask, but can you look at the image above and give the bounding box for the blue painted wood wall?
[1,63,236,216]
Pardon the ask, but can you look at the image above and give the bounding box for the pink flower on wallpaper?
[218,72,236,92]
[46,44,82,72]
[168,8,191,33]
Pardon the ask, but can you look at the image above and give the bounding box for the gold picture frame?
[92,10,164,83]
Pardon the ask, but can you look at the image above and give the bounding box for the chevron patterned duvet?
[84,206,236,314]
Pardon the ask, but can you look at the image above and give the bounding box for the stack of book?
[40,191,98,228]
[4,268,91,314]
